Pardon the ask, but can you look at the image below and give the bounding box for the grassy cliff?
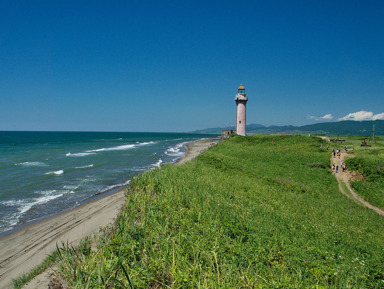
[56,135,384,288]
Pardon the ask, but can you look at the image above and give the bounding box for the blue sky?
[1,1,383,132]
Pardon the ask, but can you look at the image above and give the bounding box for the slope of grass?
[345,138,384,210]
[56,135,384,288]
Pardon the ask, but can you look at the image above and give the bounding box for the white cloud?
[307,114,333,121]
[338,111,384,121]
[319,114,333,120]
[372,112,384,120]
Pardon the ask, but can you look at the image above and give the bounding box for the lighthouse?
[235,84,248,136]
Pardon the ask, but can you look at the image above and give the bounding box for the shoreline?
[176,138,218,165]
[0,138,218,289]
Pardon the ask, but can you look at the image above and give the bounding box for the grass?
[52,135,384,288]
[343,136,384,210]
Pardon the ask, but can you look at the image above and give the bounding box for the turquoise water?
[0,131,217,234]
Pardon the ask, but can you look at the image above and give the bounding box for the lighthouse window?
[239,121,241,124]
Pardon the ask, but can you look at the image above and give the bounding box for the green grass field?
[55,135,384,288]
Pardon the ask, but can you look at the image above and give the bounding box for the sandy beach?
[176,138,218,165]
[0,138,217,289]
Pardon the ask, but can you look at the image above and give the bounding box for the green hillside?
[54,135,384,288]
[194,120,384,136]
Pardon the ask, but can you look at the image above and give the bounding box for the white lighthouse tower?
[235,84,248,136]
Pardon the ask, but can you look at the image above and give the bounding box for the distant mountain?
[193,124,265,134]
[193,120,384,136]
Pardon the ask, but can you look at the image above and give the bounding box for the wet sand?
[0,138,218,289]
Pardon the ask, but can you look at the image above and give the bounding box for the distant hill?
[193,120,384,136]
[193,123,265,134]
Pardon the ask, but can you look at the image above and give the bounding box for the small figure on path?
[336,165,339,173]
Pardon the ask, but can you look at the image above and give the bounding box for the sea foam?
[66,152,96,157]
[152,159,163,168]
[66,141,156,157]
[16,161,47,167]
[165,142,186,157]
[0,189,74,228]
[75,164,94,169]
[100,179,131,194]
[45,170,64,176]
[89,144,136,152]
[89,141,155,152]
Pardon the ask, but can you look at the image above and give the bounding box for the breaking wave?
[16,162,47,167]
[66,152,96,157]
[45,170,64,176]
[89,144,136,152]
[152,159,163,168]
[66,141,156,157]
[99,179,131,194]
[75,164,94,169]
[0,189,75,229]
[165,142,187,157]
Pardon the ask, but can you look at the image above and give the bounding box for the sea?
[0,131,217,235]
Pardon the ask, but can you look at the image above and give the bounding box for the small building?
[221,129,236,140]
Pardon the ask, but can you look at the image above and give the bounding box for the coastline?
[176,138,218,165]
[0,138,218,289]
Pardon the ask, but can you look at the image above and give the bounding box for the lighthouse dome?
[238,84,245,90]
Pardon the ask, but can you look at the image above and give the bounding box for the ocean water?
[0,131,216,235]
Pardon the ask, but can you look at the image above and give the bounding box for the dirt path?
[331,150,384,216]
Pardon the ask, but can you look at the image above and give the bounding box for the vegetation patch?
[13,251,59,289]
[345,139,384,210]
